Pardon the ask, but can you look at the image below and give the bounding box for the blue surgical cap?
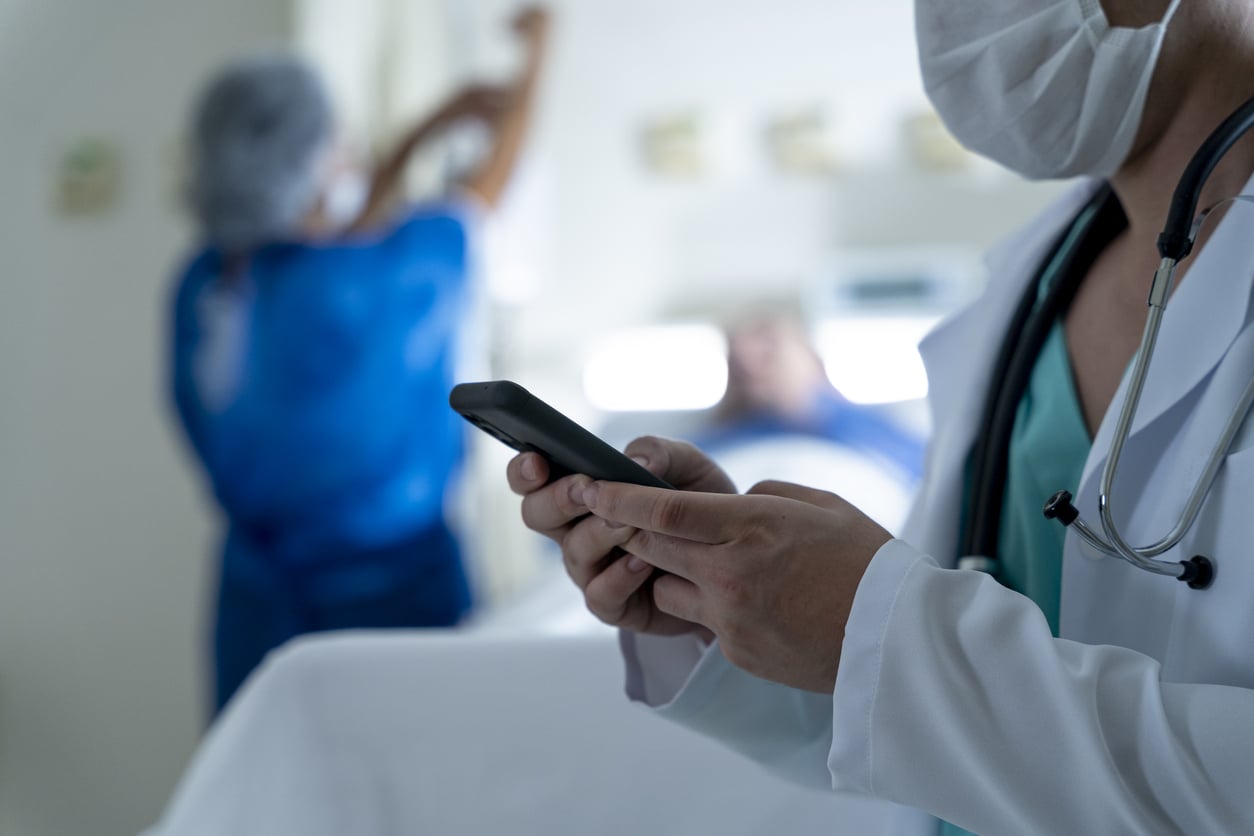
[188,53,334,252]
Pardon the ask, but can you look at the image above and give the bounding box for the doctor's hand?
[506,436,734,639]
[582,479,892,694]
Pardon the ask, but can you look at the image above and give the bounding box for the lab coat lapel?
[1080,183,1254,493]
[903,181,1102,561]
[1063,182,1254,652]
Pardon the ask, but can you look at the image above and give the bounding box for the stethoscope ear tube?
[1158,94,1254,260]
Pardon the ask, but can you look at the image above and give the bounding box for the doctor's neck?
[1109,2,1254,250]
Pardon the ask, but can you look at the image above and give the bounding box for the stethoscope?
[960,95,1254,591]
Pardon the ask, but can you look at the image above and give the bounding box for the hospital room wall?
[451,0,1070,346]
[0,3,300,835]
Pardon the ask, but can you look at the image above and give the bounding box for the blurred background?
[0,1,1070,833]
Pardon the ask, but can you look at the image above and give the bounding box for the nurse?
[171,7,550,713]
[506,0,1254,832]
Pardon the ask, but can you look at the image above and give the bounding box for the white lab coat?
[624,178,1254,835]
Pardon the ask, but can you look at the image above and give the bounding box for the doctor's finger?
[584,482,739,544]
[583,554,656,625]
[623,436,736,494]
[561,514,638,589]
[520,473,595,534]
[651,572,706,627]
[746,479,849,513]
[619,527,720,583]
[506,451,550,496]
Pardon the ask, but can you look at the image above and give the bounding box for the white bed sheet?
[146,574,893,835]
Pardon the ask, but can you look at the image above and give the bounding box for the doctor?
[506,0,1254,833]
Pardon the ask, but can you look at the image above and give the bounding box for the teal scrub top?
[995,320,1091,635]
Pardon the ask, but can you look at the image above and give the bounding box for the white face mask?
[916,0,1181,180]
[321,168,370,228]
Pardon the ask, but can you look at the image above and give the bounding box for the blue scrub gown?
[169,204,475,713]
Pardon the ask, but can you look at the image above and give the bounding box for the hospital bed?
[145,569,893,835]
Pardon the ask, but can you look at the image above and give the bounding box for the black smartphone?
[449,380,673,489]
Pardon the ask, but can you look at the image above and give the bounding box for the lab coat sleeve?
[620,632,837,791]
[829,539,1254,835]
